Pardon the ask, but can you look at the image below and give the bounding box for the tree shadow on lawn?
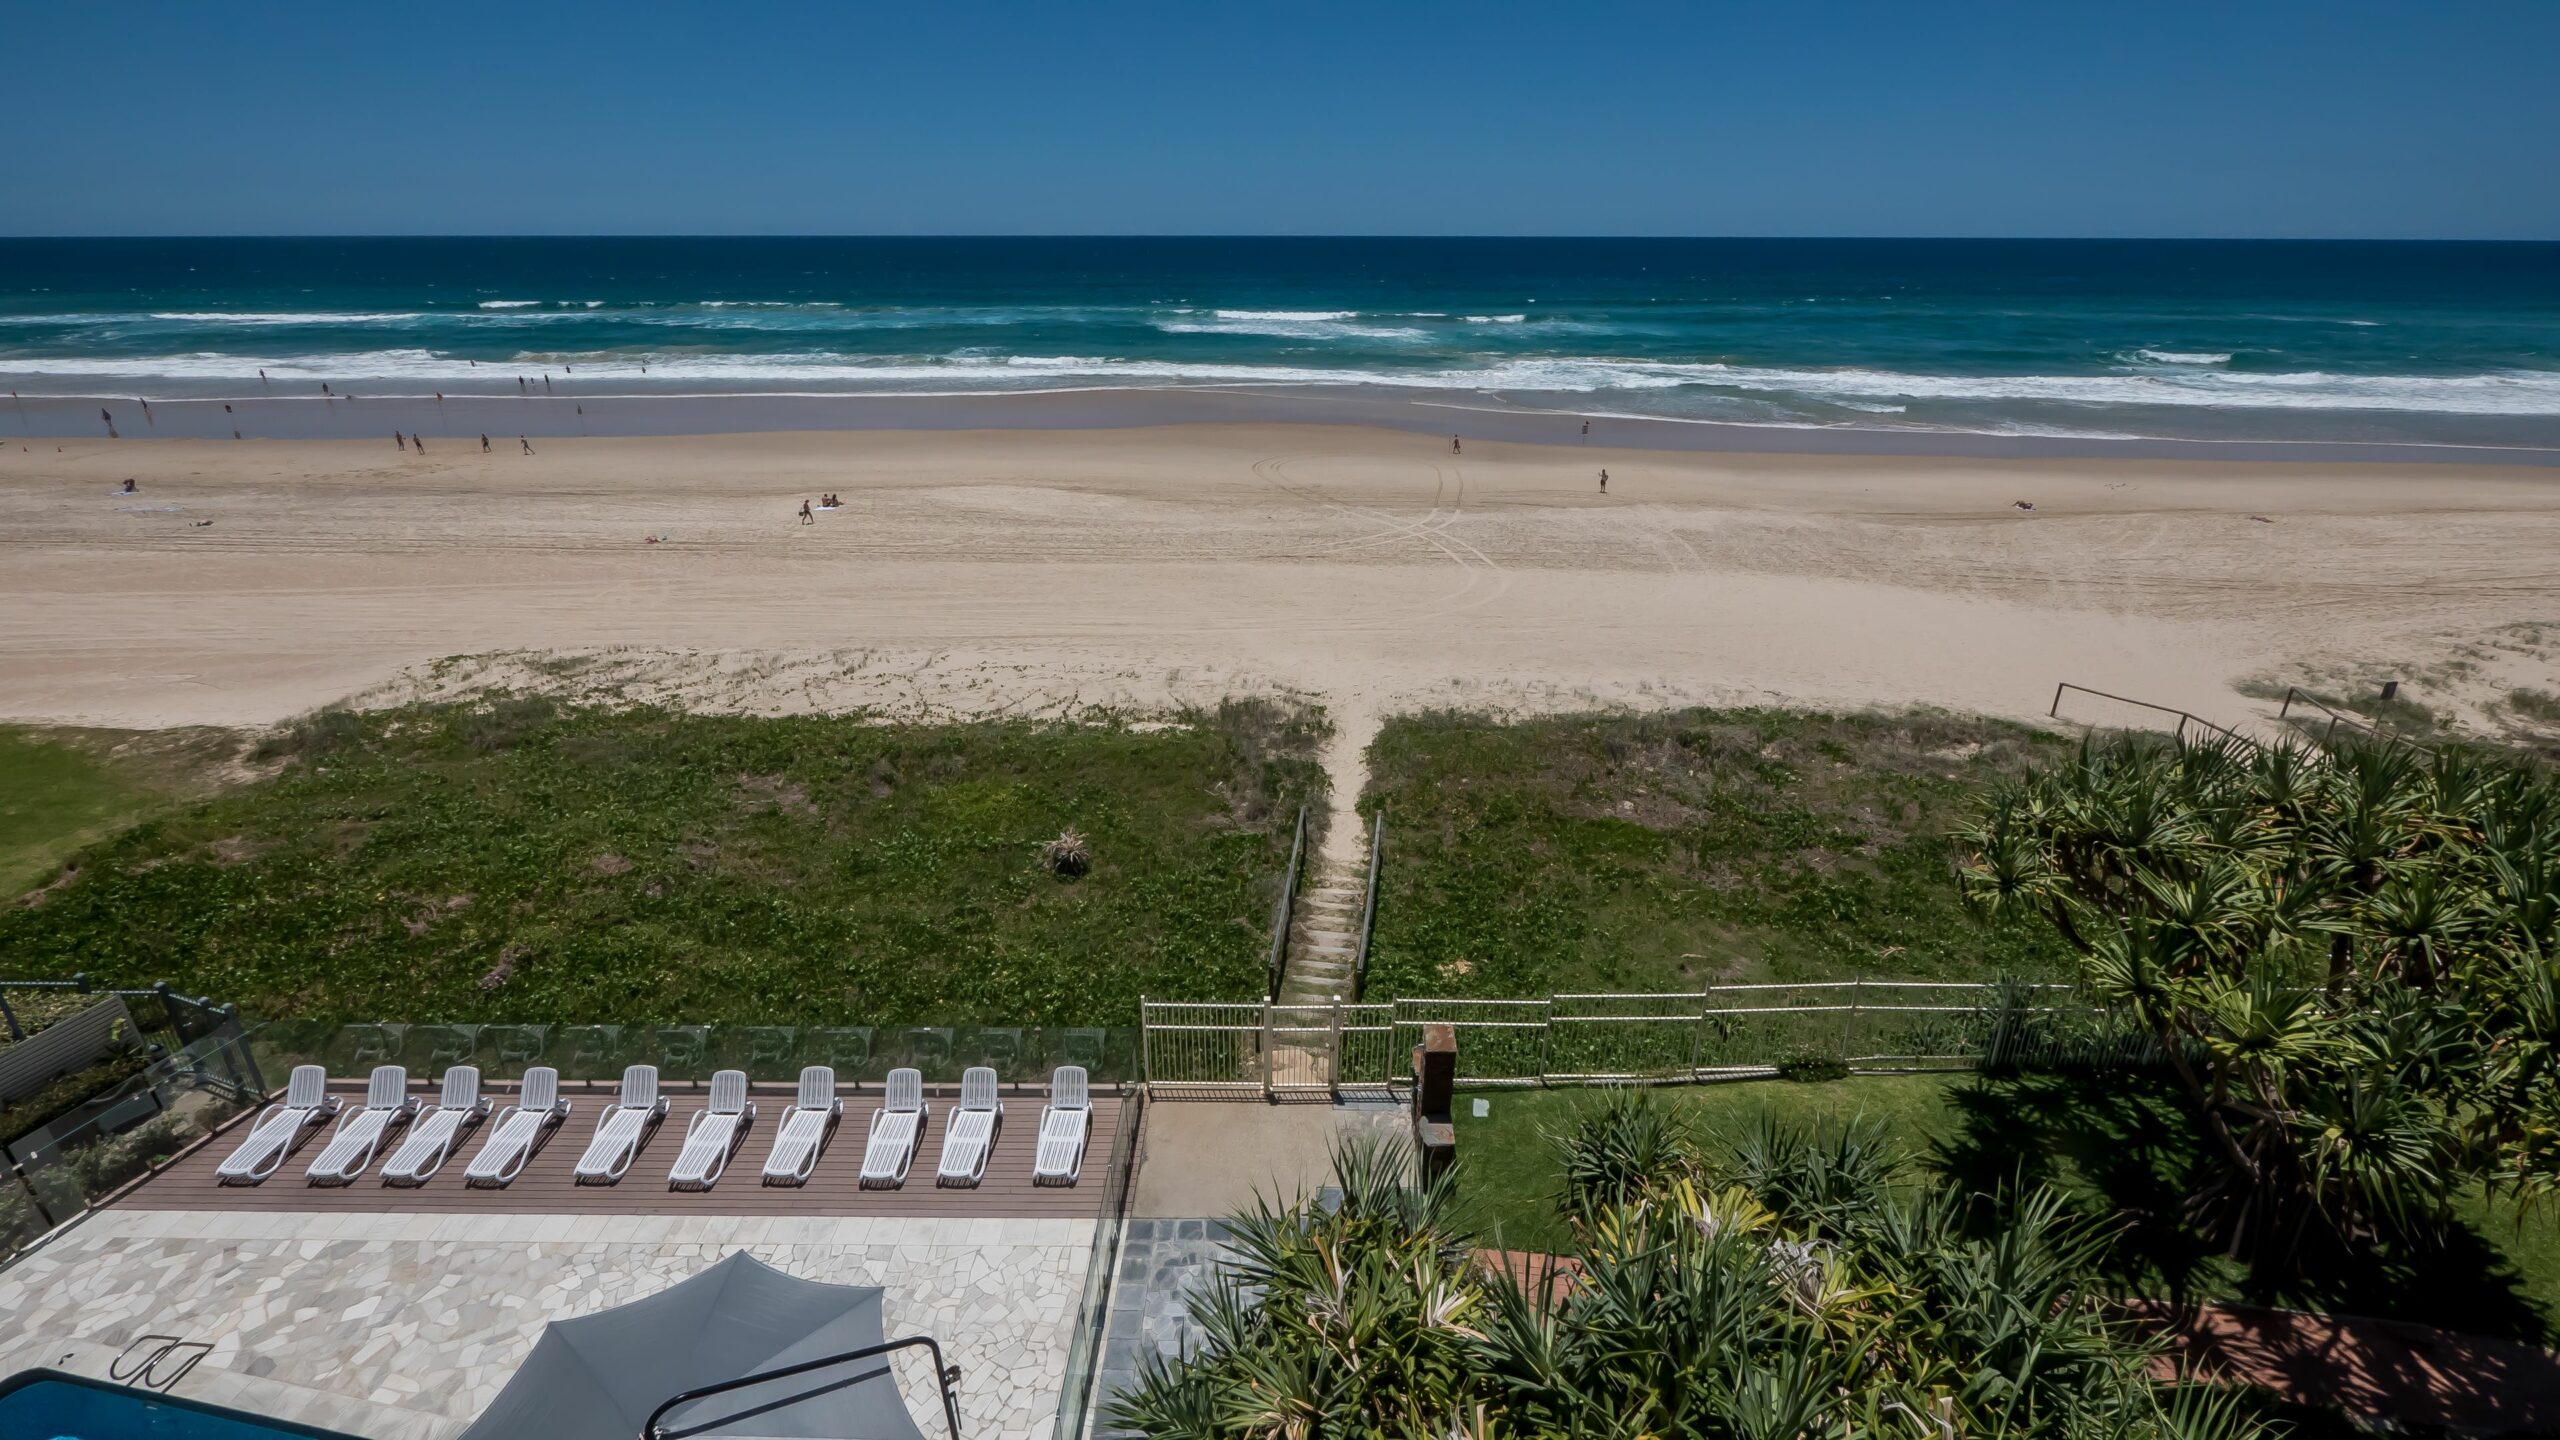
[1928,1071,2554,1346]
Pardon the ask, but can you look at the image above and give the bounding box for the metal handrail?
[1352,810,1385,995]
[2277,685,2433,754]
[2048,682,2253,749]
[642,1334,963,1440]
[1265,806,1307,1001]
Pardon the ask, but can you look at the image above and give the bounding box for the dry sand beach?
[2,422,2555,763]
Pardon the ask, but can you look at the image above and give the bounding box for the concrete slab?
[1129,1101,1405,1218]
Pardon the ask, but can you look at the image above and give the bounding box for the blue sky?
[7,0,2556,237]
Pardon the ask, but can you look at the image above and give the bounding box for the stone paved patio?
[1092,1218,1234,1439]
[0,1209,1094,1440]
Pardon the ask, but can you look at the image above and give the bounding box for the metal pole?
[0,991,21,1043]
[2049,682,2066,718]
[1845,980,1861,1062]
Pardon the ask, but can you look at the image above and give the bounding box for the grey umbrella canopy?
[459,1252,934,1440]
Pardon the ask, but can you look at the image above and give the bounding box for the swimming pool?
[0,1370,361,1439]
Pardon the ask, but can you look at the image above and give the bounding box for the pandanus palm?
[1955,728,2560,1251]
[1112,1112,2270,1440]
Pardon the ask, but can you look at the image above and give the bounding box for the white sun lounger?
[1033,1066,1091,1186]
[379,1066,491,1187]
[305,1066,419,1187]
[463,1067,570,1188]
[573,1065,668,1185]
[216,1065,340,1185]
[667,1069,755,1191]
[935,1066,1003,1188]
[761,1066,841,1187]
[859,1068,928,1189]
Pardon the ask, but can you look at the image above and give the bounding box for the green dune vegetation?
[0,725,234,896]
[1357,708,2079,997]
[0,697,1325,1026]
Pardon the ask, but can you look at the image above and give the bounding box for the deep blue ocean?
[4,237,2558,446]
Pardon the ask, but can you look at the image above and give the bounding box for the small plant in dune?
[1040,827,1093,879]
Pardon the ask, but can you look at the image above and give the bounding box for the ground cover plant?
[1957,733,2560,1262]
[0,697,1325,1026]
[1358,708,2077,997]
[0,725,236,896]
[1112,1100,2267,1440]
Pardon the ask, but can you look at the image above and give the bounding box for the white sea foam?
[9,348,2560,417]
[2132,350,2233,365]
[1464,314,1528,324]
[148,312,427,325]
[1157,310,1429,342]
[476,300,540,309]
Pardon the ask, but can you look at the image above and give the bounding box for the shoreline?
[12,384,2560,467]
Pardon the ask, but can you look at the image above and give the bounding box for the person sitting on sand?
[121,478,136,493]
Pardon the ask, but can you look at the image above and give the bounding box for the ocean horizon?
[5,236,2559,450]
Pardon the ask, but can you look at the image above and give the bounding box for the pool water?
[0,1371,360,1439]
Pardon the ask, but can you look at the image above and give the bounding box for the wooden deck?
[120,1082,1125,1218]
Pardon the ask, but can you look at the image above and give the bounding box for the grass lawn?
[1452,1074,2560,1344]
[1360,708,2077,998]
[0,697,1324,1027]
[0,726,236,897]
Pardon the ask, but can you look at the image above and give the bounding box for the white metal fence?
[1143,982,2127,1097]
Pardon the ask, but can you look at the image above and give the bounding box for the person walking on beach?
[396,432,406,451]
[481,433,491,452]
[799,499,814,525]
[413,434,426,454]
[1582,420,1589,436]
[1451,434,1461,454]
[1599,468,1608,494]
[520,436,534,454]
